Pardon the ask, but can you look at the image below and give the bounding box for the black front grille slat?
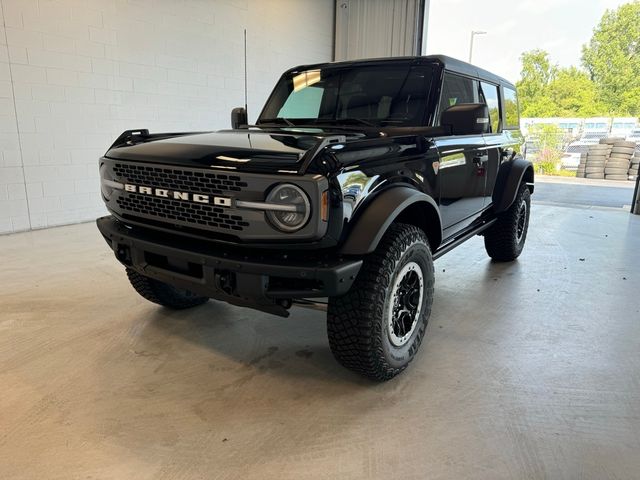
[112,163,251,233]
[112,163,248,194]
[117,193,250,231]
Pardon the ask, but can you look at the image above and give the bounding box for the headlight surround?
[265,183,311,232]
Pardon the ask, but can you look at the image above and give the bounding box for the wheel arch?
[493,156,534,213]
[339,187,443,255]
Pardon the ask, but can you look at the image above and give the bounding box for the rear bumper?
[96,216,362,316]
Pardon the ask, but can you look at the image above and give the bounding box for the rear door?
[479,81,504,208]
[433,72,488,236]
[482,85,524,208]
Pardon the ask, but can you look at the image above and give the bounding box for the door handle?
[473,155,488,165]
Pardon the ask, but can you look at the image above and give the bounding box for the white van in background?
[581,117,611,143]
[627,128,640,143]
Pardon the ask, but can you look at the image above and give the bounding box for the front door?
[435,135,488,235]
[434,72,490,237]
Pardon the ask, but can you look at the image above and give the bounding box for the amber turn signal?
[321,190,329,222]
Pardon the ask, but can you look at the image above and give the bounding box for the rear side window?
[503,87,520,129]
[480,82,500,133]
[437,73,479,123]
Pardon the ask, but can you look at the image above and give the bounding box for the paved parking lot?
[533,175,636,209]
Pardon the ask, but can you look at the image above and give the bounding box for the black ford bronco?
[97,55,533,380]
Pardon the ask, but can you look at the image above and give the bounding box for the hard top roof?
[287,54,516,89]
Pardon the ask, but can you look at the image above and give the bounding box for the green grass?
[551,170,579,177]
[535,167,578,177]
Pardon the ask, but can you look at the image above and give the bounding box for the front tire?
[126,268,209,309]
[327,224,435,381]
[484,183,531,261]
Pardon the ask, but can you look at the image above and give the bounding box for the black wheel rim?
[387,262,424,347]
[516,200,527,244]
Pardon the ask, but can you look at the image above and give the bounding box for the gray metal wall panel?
[334,0,429,61]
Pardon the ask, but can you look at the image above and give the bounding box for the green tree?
[516,50,557,116]
[582,1,640,115]
[546,67,604,117]
[516,50,607,117]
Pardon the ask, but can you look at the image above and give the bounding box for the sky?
[425,0,632,82]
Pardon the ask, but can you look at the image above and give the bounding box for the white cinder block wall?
[0,0,334,234]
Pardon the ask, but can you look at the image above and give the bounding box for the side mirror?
[440,103,490,135]
[231,107,248,129]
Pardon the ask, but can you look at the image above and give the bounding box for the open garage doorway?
[427,1,640,213]
[525,132,639,211]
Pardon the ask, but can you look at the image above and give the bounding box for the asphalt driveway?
[533,175,636,209]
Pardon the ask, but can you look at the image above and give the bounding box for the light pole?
[469,30,487,63]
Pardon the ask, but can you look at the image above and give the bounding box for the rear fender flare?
[493,156,534,213]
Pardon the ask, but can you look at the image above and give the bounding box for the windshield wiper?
[259,117,295,127]
[314,118,376,127]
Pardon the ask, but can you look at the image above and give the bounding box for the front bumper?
[97,216,362,316]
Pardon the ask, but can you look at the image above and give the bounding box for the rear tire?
[327,224,434,381]
[484,183,531,262]
[126,268,209,309]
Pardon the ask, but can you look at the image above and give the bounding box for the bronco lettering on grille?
[124,183,232,207]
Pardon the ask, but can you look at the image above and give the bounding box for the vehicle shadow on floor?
[140,300,372,386]
[134,259,525,388]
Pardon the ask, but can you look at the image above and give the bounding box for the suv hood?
[105,129,359,173]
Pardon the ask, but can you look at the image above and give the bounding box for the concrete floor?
[1,204,639,479]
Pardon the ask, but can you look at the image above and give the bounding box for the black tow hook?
[116,244,132,265]
[214,271,235,295]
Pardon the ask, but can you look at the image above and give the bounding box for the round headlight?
[266,183,311,232]
[100,164,113,200]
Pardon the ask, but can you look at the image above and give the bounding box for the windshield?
[258,63,435,128]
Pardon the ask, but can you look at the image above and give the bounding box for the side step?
[293,219,497,311]
[433,218,496,260]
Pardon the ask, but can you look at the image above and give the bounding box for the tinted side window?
[480,82,500,133]
[437,73,479,123]
[503,87,520,129]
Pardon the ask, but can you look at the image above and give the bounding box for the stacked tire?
[601,137,626,145]
[576,153,587,178]
[605,140,635,181]
[629,150,639,180]
[584,143,610,179]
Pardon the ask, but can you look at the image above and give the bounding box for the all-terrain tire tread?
[484,183,530,262]
[327,224,434,381]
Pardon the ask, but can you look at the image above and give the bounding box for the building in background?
[334,0,430,61]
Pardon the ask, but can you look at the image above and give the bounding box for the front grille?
[112,162,250,233]
[113,163,248,194]
[117,193,249,231]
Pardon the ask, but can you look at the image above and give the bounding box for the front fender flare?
[493,156,534,213]
[339,187,442,255]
